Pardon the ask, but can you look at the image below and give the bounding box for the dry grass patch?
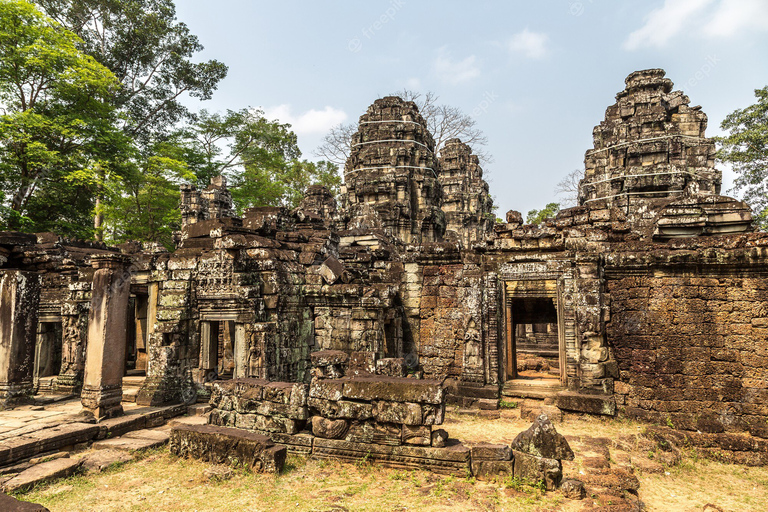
[12,411,768,511]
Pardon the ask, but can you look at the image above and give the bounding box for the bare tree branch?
[555,168,584,208]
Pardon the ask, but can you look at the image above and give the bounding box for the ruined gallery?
[1,69,767,489]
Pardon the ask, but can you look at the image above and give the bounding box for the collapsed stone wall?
[605,235,768,440]
[206,369,574,486]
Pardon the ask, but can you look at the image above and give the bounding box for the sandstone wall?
[606,238,768,438]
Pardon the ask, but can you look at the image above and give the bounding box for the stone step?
[0,492,50,512]
[1,457,81,493]
[502,381,563,400]
[92,429,170,453]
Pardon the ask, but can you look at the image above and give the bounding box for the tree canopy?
[0,0,125,236]
[0,1,340,246]
[526,202,560,225]
[717,86,768,230]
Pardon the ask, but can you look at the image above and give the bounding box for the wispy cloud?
[432,48,481,85]
[624,0,714,50]
[262,105,347,135]
[508,29,550,59]
[703,0,768,37]
[624,0,768,50]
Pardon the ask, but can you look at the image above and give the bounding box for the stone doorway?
[34,320,63,393]
[126,293,149,375]
[502,279,567,399]
[199,319,246,382]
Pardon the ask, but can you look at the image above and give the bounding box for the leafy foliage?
[178,109,341,212]
[0,0,125,235]
[526,202,560,225]
[717,86,768,230]
[35,0,228,142]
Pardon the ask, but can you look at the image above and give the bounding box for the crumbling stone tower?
[343,97,445,244]
[180,175,236,229]
[578,69,752,237]
[438,138,495,247]
[579,69,721,206]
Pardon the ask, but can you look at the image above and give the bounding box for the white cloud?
[624,0,768,50]
[432,48,481,85]
[508,29,550,59]
[262,105,347,135]
[703,0,768,37]
[624,0,715,50]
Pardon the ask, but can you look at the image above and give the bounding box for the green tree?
[526,202,560,225]
[35,0,228,239]
[0,0,125,236]
[182,109,341,211]
[101,142,193,247]
[35,0,228,143]
[717,86,768,230]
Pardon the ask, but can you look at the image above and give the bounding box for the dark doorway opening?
[201,320,237,381]
[35,322,63,380]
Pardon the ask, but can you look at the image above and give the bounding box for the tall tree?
[101,141,193,247]
[717,86,768,230]
[101,108,342,243]
[35,0,228,239]
[315,90,491,167]
[0,0,125,236]
[181,109,341,211]
[35,0,228,142]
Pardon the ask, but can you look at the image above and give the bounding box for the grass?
[14,411,768,512]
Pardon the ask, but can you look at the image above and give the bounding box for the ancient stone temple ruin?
[1,69,767,473]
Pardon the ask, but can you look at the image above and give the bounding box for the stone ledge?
[556,391,616,416]
[169,424,286,473]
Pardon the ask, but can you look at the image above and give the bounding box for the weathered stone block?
[309,378,344,401]
[511,414,574,461]
[470,443,512,461]
[471,460,515,480]
[341,377,444,405]
[376,358,407,377]
[346,420,402,446]
[372,401,423,425]
[512,449,562,491]
[308,397,373,420]
[170,424,284,473]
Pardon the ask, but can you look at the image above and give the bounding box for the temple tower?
[343,97,445,244]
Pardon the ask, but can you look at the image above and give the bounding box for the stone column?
[0,270,40,408]
[81,254,132,419]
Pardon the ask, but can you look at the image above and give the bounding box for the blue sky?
[175,0,768,217]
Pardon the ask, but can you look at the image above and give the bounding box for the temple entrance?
[199,320,246,382]
[127,293,149,374]
[34,321,63,393]
[502,279,567,399]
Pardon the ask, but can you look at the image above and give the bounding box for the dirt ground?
[14,409,768,512]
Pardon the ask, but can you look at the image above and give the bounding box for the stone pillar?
[233,323,247,379]
[0,270,40,408]
[81,254,132,419]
